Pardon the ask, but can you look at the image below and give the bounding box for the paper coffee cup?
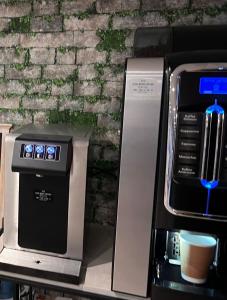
[179,233,216,284]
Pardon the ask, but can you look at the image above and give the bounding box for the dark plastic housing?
[11,134,73,176]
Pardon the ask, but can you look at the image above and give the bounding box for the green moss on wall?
[96,29,127,52]
[66,69,79,82]
[94,63,105,76]
[161,4,227,24]
[52,79,67,87]
[8,16,30,33]
[49,110,97,126]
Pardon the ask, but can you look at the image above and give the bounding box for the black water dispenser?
[0,124,91,284]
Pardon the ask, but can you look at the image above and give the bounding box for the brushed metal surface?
[3,126,90,260]
[0,248,81,276]
[67,139,89,259]
[13,124,92,140]
[0,124,12,230]
[4,133,19,249]
[164,62,227,221]
[113,58,164,297]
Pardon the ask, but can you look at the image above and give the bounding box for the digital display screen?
[199,77,227,95]
[21,144,60,161]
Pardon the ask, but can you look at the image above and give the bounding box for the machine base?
[0,248,82,284]
[152,260,227,300]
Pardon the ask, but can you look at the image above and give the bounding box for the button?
[45,146,56,160]
[177,152,198,165]
[176,165,197,177]
[178,139,199,152]
[35,145,44,159]
[178,126,201,139]
[25,144,33,153]
[179,112,202,126]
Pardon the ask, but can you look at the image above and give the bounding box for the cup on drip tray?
[179,232,217,284]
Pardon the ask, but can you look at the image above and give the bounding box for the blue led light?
[200,179,219,190]
[205,103,224,115]
[35,145,44,154]
[47,146,56,155]
[25,144,33,153]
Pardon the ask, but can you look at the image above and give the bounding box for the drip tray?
[0,248,81,284]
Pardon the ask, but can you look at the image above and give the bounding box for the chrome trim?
[164,63,227,222]
[201,109,225,183]
[201,113,210,180]
[213,113,224,181]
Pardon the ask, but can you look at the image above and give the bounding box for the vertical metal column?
[112,58,164,297]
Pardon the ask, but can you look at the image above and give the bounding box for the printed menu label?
[127,76,162,100]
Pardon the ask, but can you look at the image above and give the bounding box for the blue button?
[25,144,33,153]
[47,146,56,155]
[35,145,44,154]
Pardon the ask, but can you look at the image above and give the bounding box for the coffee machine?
[0,124,91,284]
[150,27,227,300]
[113,26,227,299]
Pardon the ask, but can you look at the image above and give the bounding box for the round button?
[25,144,33,153]
[47,146,55,155]
[35,145,44,154]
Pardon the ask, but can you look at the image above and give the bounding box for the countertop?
[0,224,150,300]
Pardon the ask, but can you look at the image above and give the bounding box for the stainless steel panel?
[3,126,90,260]
[67,139,89,259]
[0,248,81,277]
[164,62,227,221]
[113,58,164,297]
[13,124,92,140]
[4,133,19,249]
[0,124,12,230]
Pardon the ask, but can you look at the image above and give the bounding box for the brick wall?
[0,0,226,225]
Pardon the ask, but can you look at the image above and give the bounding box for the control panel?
[12,134,72,175]
[166,67,227,220]
[173,71,227,186]
[21,143,60,161]
[175,112,202,179]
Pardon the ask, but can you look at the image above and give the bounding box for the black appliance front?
[12,133,73,254]
[151,60,227,300]
[18,174,69,254]
[170,71,227,218]
[133,26,227,300]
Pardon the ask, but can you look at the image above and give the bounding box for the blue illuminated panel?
[21,144,60,161]
[35,145,44,159]
[23,144,33,158]
[46,145,57,160]
[199,77,227,95]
